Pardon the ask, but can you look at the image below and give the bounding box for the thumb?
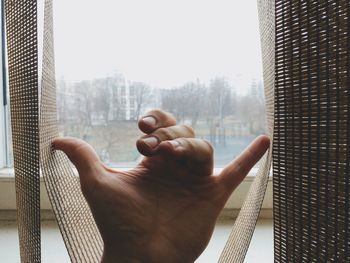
[52,137,103,186]
[218,135,270,196]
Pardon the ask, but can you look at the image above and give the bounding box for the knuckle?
[68,142,90,161]
[181,138,194,151]
[234,155,252,176]
[156,127,174,140]
[234,160,246,175]
[177,137,188,147]
[73,142,89,155]
[203,139,214,155]
[167,112,177,122]
[181,125,195,137]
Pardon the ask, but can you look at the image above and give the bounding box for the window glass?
[6,110,12,167]
[54,0,266,168]
[2,87,12,168]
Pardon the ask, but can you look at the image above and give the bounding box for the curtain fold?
[39,0,103,262]
[5,0,41,261]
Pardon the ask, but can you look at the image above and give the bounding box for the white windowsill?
[0,167,273,219]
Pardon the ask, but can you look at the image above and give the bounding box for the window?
[1,1,267,171]
[0,0,272,215]
[53,0,266,168]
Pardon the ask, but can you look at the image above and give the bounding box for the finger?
[136,125,195,156]
[158,138,214,176]
[138,109,177,134]
[218,135,270,195]
[52,137,103,187]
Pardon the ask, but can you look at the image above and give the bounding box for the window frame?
[0,108,4,169]
[0,0,8,170]
[0,96,6,170]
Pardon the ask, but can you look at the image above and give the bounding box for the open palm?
[53,110,269,263]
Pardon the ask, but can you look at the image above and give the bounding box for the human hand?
[53,109,270,263]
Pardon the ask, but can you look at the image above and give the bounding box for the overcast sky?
[52,0,263,93]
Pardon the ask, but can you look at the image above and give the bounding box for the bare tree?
[161,81,205,127]
[56,77,68,124]
[108,73,127,121]
[73,80,93,127]
[203,77,236,145]
[93,78,111,125]
[237,80,266,135]
[129,81,152,121]
[206,77,233,122]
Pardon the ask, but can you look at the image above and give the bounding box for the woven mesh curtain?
[6,0,103,262]
[273,0,350,262]
[5,0,41,262]
[40,0,103,261]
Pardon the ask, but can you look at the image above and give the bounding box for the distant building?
[56,74,140,125]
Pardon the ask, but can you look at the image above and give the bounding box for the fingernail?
[143,136,159,148]
[142,116,157,127]
[169,140,180,149]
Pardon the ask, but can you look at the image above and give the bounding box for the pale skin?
[53,109,270,263]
